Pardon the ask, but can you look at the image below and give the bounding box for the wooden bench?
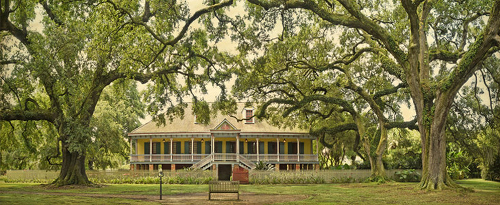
[208,180,239,200]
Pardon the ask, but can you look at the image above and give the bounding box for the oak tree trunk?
[418,92,458,190]
[52,140,90,186]
[357,116,387,179]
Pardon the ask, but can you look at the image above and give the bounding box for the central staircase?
[191,154,256,170]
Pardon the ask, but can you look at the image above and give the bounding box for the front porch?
[130,153,319,171]
[130,153,319,163]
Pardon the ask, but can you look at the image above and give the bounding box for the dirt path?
[0,191,309,204]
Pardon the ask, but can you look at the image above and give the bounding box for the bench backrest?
[209,181,239,192]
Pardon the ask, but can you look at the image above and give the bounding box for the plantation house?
[128,103,319,176]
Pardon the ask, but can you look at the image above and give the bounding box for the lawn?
[0,179,498,204]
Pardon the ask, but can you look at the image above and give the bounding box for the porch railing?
[131,154,210,162]
[131,154,318,163]
[213,153,237,161]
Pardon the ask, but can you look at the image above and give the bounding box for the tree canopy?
[1,0,234,185]
[229,0,500,189]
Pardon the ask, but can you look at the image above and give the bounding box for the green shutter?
[288,143,293,154]
[268,142,274,154]
[300,142,304,154]
[196,142,202,154]
[216,141,223,153]
[259,142,265,154]
[175,142,181,154]
[155,142,161,154]
[279,142,285,154]
[205,141,211,154]
[144,142,150,154]
[184,141,191,154]
[239,141,244,154]
[226,141,231,153]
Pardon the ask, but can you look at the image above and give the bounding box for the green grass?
[0,183,208,195]
[0,179,498,204]
[241,180,500,204]
[0,194,156,205]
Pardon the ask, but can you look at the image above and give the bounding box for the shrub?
[394,169,421,182]
[254,161,275,171]
[484,154,500,181]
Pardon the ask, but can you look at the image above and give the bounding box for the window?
[174,142,181,154]
[144,142,160,154]
[152,142,160,154]
[164,142,170,154]
[226,141,236,153]
[196,141,202,154]
[288,142,297,154]
[268,141,277,154]
[248,142,257,154]
[184,141,191,154]
[245,108,254,123]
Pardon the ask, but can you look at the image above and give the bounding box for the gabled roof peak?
[213,118,238,131]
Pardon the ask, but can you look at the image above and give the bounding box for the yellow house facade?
[128,103,319,173]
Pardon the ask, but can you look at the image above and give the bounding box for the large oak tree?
[243,0,500,189]
[1,0,234,185]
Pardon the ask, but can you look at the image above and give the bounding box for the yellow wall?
[136,137,313,154]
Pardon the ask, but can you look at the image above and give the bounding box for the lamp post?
[159,167,164,200]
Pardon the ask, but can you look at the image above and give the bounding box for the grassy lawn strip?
[241,181,500,205]
[0,193,157,205]
[0,183,208,195]
[0,179,498,204]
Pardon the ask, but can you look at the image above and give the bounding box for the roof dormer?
[243,108,255,124]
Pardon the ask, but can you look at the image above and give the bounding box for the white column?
[256,137,260,162]
[277,137,280,162]
[236,134,240,162]
[297,137,300,162]
[149,137,153,162]
[134,139,138,155]
[129,137,133,155]
[170,138,173,162]
[191,137,194,162]
[211,134,214,160]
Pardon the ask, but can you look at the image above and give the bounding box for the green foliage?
[447,144,473,180]
[394,169,421,182]
[365,175,388,184]
[87,80,145,170]
[484,153,500,181]
[254,161,275,171]
[249,173,327,184]
[1,0,234,185]
[385,129,422,169]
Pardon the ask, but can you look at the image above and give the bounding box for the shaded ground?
[1,180,498,204]
[0,190,308,204]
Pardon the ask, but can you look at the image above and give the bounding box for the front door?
[218,164,232,180]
